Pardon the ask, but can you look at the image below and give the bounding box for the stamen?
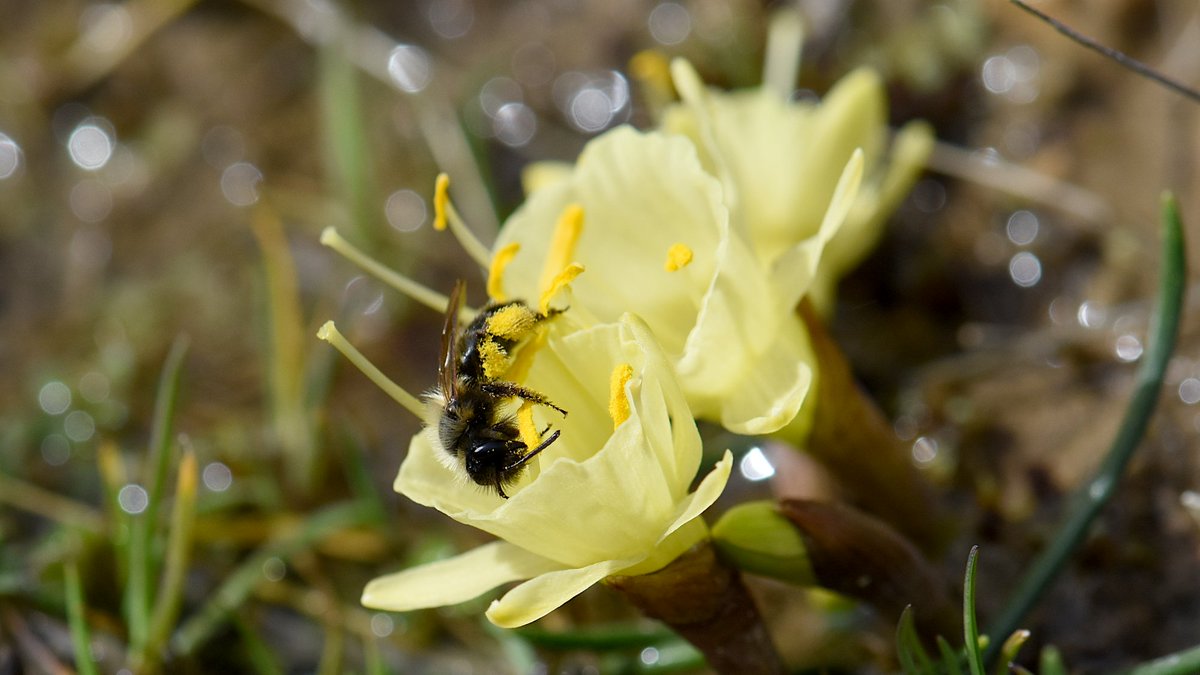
[663,243,694,271]
[629,50,674,109]
[431,173,492,269]
[487,242,521,302]
[433,174,450,231]
[762,8,805,101]
[320,227,452,315]
[608,363,635,430]
[538,262,585,315]
[516,401,541,453]
[317,321,425,418]
[537,204,584,297]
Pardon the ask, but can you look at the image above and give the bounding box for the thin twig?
[1010,0,1200,104]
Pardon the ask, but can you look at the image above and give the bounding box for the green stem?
[1123,644,1200,675]
[127,336,189,657]
[64,561,99,675]
[984,193,1186,662]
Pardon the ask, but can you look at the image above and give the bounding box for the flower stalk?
[787,299,947,552]
[607,540,785,675]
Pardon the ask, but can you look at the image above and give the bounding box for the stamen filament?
[488,242,521,302]
[432,173,493,269]
[320,227,450,314]
[763,8,805,101]
[609,363,635,430]
[317,321,425,418]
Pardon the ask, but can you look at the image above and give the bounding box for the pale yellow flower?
[361,315,732,627]
[663,58,934,312]
[496,127,863,435]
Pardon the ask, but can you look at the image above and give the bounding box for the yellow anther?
[537,204,584,297]
[516,401,541,452]
[433,173,450,231]
[608,363,635,430]
[664,243,694,271]
[538,262,585,315]
[479,338,509,380]
[629,50,675,100]
[487,242,521,302]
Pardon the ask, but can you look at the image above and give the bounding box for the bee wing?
[438,279,466,396]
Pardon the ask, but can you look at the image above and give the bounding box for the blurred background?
[1,0,1198,672]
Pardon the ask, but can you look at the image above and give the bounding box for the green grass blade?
[938,636,965,675]
[963,546,985,675]
[995,630,1030,675]
[126,336,189,654]
[1123,644,1200,675]
[64,560,98,675]
[143,450,200,666]
[318,28,378,246]
[984,193,1186,663]
[170,501,372,655]
[896,605,935,675]
[1039,645,1067,675]
[233,612,285,675]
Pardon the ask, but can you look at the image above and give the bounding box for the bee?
[433,280,566,498]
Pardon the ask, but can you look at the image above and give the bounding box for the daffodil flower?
[360,316,732,627]
[494,127,863,435]
[663,57,933,312]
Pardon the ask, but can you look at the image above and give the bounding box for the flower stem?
[796,300,947,552]
[607,541,785,675]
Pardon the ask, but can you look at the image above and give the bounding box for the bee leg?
[480,381,568,416]
[496,481,509,499]
[506,429,561,472]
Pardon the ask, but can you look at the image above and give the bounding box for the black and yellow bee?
[431,280,566,498]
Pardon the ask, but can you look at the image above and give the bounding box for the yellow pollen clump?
[538,204,584,296]
[608,363,635,430]
[539,263,585,314]
[664,243,694,271]
[516,401,541,453]
[487,242,521,302]
[487,304,538,341]
[433,173,450,231]
[479,338,509,380]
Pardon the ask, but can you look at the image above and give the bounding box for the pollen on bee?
[487,304,538,340]
[664,242,693,271]
[608,363,635,430]
[479,338,509,380]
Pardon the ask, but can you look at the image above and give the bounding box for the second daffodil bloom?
[362,315,733,628]
[662,58,934,313]
[496,127,864,435]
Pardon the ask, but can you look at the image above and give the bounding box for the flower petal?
[811,120,934,313]
[718,319,815,435]
[485,555,638,628]
[361,541,565,611]
[769,149,864,313]
[521,160,572,195]
[496,127,728,357]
